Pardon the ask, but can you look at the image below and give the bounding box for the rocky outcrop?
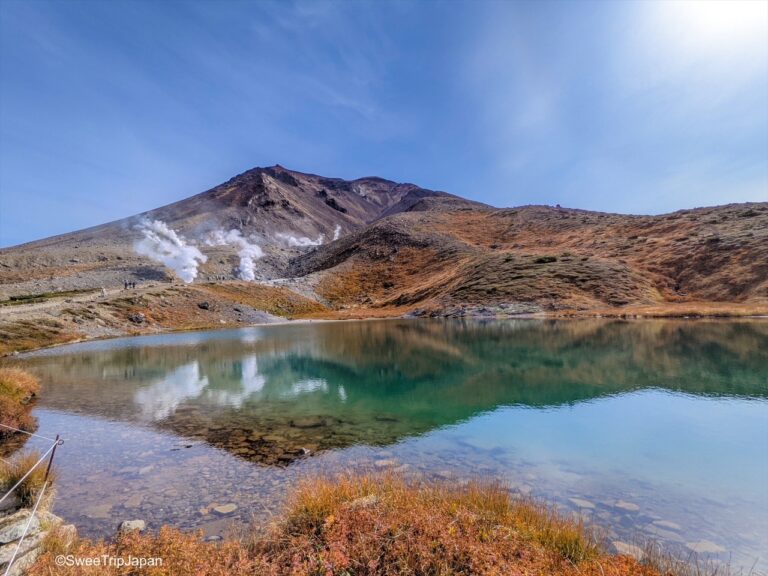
[0,498,76,576]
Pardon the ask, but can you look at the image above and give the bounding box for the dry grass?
[0,450,55,507]
[199,283,327,317]
[263,473,609,574]
[316,246,453,309]
[0,367,40,435]
[0,319,81,355]
[553,301,768,318]
[0,289,97,307]
[31,473,662,576]
[295,202,768,316]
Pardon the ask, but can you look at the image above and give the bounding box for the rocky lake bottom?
[12,319,768,572]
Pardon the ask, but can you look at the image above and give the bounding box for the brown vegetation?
[553,301,768,318]
[0,450,55,507]
[200,282,327,317]
[0,367,40,436]
[0,319,81,356]
[292,201,768,315]
[31,473,665,576]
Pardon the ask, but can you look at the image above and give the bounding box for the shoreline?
[1,278,766,358]
[4,305,768,358]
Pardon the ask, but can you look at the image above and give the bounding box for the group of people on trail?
[124,280,137,289]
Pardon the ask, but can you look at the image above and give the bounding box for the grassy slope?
[199,283,327,317]
[293,202,768,315]
[0,283,328,355]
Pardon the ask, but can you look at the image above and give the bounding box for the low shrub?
[0,367,40,436]
[30,473,663,575]
[0,450,55,507]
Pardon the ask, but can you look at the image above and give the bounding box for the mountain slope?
[0,165,766,325]
[0,166,462,296]
[290,200,768,314]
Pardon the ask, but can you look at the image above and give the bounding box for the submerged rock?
[213,504,237,515]
[612,541,645,561]
[652,519,682,531]
[123,494,144,508]
[615,500,640,512]
[119,519,146,533]
[83,503,112,519]
[568,498,595,510]
[290,417,326,429]
[685,540,726,554]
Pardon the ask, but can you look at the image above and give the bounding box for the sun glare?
[660,0,768,55]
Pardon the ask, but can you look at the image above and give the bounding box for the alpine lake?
[12,319,768,571]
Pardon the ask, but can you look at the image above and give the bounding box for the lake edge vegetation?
[0,367,39,437]
[29,472,688,576]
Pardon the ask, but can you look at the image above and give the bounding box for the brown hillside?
[0,166,765,339]
[291,200,768,314]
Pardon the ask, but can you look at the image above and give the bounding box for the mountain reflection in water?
[15,319,768,569]
[24,319,768,465]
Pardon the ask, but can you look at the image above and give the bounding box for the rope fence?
[0,423,61,444]
[2,480,49,576]
[0,428,64,576]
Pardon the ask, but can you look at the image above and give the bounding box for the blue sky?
[1,0,766,247]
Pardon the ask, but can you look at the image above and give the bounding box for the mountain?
[291,200,768,314]
[0,165,766,355]
[0,165,477,294]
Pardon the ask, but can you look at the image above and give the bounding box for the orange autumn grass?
[0,367,39,436]
[0,450,56,508]
[31,473,663,576]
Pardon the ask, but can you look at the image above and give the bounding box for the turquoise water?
[15,319,768,570]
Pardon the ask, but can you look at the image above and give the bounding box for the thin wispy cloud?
[0,0,765,246]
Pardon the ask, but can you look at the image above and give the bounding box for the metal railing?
[0,424,64,576]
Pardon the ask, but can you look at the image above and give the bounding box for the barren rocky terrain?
[0,165,766,354]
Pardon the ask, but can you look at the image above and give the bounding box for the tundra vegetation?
[30,473,709,576]
[0,367,39,437]
[0,450,55,508]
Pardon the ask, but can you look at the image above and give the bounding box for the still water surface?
[15,319,768,570]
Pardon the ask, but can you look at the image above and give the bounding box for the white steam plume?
[205,229,264,281]
[134,219,207,283]
[333,225,342,241]
[275,232,325,247]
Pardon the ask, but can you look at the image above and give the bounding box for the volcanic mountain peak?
[0,166,461,294]
[0,165,765,320]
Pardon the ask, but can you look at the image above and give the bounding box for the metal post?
[43,434,61,483]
